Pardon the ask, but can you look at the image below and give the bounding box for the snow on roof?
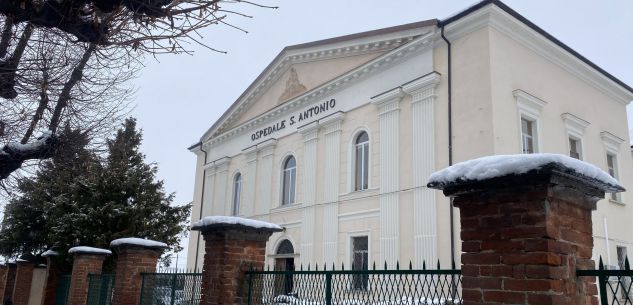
[110,237,168,249]
[191,216,283,231]
[427,153,624,191]
[68,246,112,255]
[41,250,59,257]
[16,258,31,263]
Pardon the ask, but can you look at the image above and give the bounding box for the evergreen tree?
[0,119,190,271]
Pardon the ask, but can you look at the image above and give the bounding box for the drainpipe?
[193,143,208,271]
[440,24,456,265]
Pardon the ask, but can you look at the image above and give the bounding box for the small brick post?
[3,262,16,304]
[428,157,624,305]
[12,259,35,305]
[191,216,283,305]
[0,264,8,304]
[41,250,60,305]
[110,238,167,305]
[67,247,111,305]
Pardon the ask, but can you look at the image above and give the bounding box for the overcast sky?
[128,0,633,268]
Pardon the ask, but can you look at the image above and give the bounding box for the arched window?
[276,239,295,255]
[354,131,369,191]
[282,156,296,205]
[232,173,242,216]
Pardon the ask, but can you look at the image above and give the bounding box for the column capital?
[371,88,404,115]
[241,145,258,162]
[319,111,345,135]
[298,121,319,142]
[402,72,441,103]
[256,139,277,157]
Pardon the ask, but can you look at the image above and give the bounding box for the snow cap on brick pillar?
[428,154,624,305]
[191,216,283,305]
[0,263,8,305]
[13,256,36,305]
[41,250,60,305]
[110,237,168,305]
[2,262,16,305]
[67,247,111,305]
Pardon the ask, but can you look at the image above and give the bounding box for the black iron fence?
[245,262,462,305]
[86,274,116,305]
[577,257,633,305]
[139,271,202,305]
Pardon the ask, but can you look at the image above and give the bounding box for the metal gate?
[139,272,202,305]
[54,275,71,305]
[86,274,116,305]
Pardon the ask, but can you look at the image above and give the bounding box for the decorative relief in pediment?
[278,67,307,103]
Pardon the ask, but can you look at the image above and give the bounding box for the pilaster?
[298,122,319,266]
[201,163,217,218]
[209,157,230,215]
[320,112,344,265]
[256,139,277,218]
[402,72,440,267]
[371,88,404,268]
[241,146,258,217]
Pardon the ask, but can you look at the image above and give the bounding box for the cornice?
[444,4,633,105]
[202,31,436,148]
[514,89,547,117]
[561,113,590,137]
[601,131,625,153]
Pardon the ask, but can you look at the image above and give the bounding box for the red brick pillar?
[428,156,624,305]
[0,264,8,304]
[191,216,283,305]
[3,262,16,304]
[110,238,167,305]
[67,247,111,305]
[13,259,35,305]
[41,250,60,305]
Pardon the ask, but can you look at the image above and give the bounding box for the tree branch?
[49,43,96,134]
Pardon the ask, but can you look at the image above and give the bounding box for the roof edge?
[440,0,633,95]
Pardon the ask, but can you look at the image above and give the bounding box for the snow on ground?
[110,237,168,249]
[68,246,112,255]
[191,216,283,231]
[428,153,623,191]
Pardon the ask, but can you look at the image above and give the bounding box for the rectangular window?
[569,138,581,159]
[607,154,620,201]
[355,142,369,191]
[521,117,535,154]
[351,236,369,290]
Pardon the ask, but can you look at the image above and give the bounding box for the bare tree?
[0,0,276,183]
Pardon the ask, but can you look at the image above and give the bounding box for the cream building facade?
[186,0,633,272]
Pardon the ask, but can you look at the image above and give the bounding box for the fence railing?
[54,274,71,305]
[245,262,462,305]
[86,274,116,305]
[577,257,633,305]
[139,271,202,305]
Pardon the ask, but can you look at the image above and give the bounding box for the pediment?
[201,20,437,142]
